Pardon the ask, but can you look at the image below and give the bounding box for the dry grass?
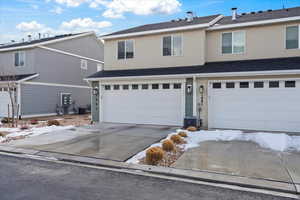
[0,132,9,137]
[178,131,187,137]
[187,126,197,132]
[162,139,175,152]
[170,134,184,144]
[145,147,164,165]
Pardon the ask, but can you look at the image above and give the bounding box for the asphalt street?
[0,153,296,200]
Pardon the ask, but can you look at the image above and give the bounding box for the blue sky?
[1,0,300,43]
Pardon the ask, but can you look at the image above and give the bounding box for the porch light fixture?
[93,87,99,95]
[187,84,192,94]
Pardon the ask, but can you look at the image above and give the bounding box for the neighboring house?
[0,32,104,118]
[87,7,300,132]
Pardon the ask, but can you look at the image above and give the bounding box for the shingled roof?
[0,32,91,50]
[0,73,38,82]
[104,14,221,37]
[217,6,300,25]
[87,57,300,79]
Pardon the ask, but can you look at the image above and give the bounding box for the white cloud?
[48,0,181,18]
[31,4,39,9]
[60,18,112,33]
[51,0,88,7]
[16,21,45,32]
[102,0,181,18]
[51,6,64,14]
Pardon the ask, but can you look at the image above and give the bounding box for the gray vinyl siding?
[46,35,104,61]
[0,49,36,75]
[32,47,98,86]
[185,78,193,117]
[21,84,90,116]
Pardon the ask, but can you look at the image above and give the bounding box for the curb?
[0,145,298,195]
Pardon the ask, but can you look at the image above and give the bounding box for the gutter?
[85,69,300,82]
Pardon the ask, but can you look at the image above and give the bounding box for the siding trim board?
[23,81,90,89]
[38,46,104,64]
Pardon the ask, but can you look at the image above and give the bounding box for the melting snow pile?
[126,130,300,164]
[0,125,74,143]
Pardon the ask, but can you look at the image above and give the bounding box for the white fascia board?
[85,69,300,81]
[0,32,95,52]
[101,16,223,40]
[208,16,300,31]
[17,73,40,83]
[38,46,104,63]
[22,81,91,89]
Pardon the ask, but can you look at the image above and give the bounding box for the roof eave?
[0,32,95,52]
[101,15,223,40]
[208,15,300,30]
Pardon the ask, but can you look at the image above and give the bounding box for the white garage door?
[0,87,11,117]
[208,80,300,132]
[102,82,184,126]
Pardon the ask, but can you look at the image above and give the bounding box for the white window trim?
[285,24,300,50]
[117,39,135,60]
[80,59,88,70]
[221,30,246,55]
[14,51,26,67]
[97,63,103,71]
[162,34,183,57]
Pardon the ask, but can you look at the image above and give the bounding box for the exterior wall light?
[93,87,99,95]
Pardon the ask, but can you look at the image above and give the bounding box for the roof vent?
[258,10,263,13]
[231,8,237,20]
[251,11,256,14]
[28,35,32,42]
[267,9,272,12]
[241,12,246,15]
[186,11,194,22]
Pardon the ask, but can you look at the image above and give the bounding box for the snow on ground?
[0,125,74,143]
[126,130,300,164]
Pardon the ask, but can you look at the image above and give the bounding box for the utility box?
[184,116,198,129]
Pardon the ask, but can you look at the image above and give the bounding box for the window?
[122,85,129,90]
[162,83,170,89]
[97,63,103,71]
[286,26,299,49]
[152,84,159,89]
[254,81,264,88]
[113,85,120,90]
[163,35,182,56]
[269,81,279,88]
[222,31,245,54]
[174,83,181,89]
[104,85,111,90]
[14,51,25,67]
[142,84,148,90]
[240,82,249,88]
[285,81,296,88]
[226,82,235,88]
[80,59,87,70]
[132,84,139,90]
[212,83,221,89]
[118,40,134,59]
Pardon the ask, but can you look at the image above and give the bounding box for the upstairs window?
[286,25,299,49]
[163,35,182,56]
[14,51,25,67]
[222,31,245,54]
[118,40,134,59]
[80,59,87,70]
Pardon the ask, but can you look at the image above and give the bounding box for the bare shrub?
[162,139,175,152]
[178,131,187,137]
[170,134,184,144]
[187,126,197,132]
[47,120,60,126]
[145,147,164,165]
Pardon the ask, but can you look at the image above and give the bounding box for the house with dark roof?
[87,6,300,132]
[0,32,104,118]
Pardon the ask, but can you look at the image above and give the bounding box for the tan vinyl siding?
[206,21,300,62]
[104,29,206,70]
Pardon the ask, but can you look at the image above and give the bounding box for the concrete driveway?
[6,123,175,161]
[172,140,300,190]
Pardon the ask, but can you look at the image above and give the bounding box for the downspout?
[192,76,197,117]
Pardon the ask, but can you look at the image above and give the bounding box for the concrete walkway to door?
[5,123,176,161]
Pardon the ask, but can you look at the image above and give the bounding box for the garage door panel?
[0,90,11,117]
[102,84,183,126]
[209,80,300,132]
